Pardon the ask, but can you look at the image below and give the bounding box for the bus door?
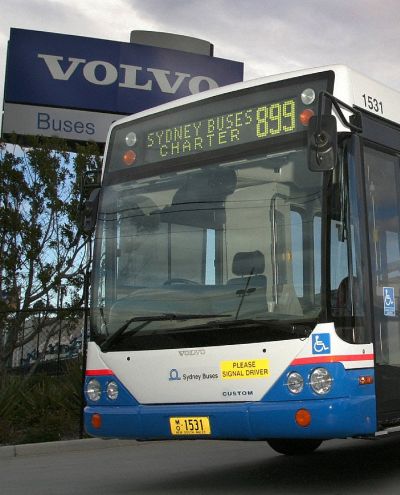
[360,115,400,425]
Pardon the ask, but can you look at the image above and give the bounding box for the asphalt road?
[1,436,400,494]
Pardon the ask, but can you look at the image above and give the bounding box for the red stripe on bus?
[86,369,114,376]
[291,354,375,366]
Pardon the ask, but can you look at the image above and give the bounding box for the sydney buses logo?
[37,54,219,95]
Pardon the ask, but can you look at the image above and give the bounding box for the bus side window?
[365,147,400,365]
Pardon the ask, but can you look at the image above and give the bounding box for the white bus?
[84,65,400,455]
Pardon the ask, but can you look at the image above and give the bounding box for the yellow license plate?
[170,416,211,435]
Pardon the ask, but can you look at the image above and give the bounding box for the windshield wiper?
[101,313,230,352]
[172,318,314,338]
[234,268,254,320]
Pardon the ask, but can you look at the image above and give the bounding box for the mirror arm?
[317,91,363,134]
[308,92,363,172]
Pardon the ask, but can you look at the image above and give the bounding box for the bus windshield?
[91,144,324,351]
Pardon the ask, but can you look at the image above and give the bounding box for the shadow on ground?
[135,436,400,494]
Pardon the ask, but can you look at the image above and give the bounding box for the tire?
[267,438,323,456]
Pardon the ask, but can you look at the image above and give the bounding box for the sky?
[1,0,400,116]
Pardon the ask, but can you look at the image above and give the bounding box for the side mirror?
[83,188,100,235]
[307,115,337,171]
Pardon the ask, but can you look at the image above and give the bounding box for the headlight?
[287,372,304,394]
[86,379,101,401]
[106,381,119,400]
[310,368,333,395]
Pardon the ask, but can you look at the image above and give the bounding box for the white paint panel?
[87,322,375,404]
[2,103,124,143]
[102,338,303,404]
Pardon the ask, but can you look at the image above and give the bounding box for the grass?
[0,360,84,445]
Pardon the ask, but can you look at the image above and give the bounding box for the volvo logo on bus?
[178,349,206,357]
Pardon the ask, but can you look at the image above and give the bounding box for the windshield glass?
[91,146,324,350]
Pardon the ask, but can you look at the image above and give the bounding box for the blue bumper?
[85,395,376,440]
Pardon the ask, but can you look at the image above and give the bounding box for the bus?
[83,65,400,455]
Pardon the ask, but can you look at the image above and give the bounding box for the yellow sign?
[170,417,211,435]
[220,359,270,380]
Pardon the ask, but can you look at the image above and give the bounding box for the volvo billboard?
[2,29,244,145]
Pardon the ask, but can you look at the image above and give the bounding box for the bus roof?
[110,64,400,134]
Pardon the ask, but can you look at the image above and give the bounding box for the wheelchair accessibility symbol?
[312,334,331,355]
[383,287,395,317]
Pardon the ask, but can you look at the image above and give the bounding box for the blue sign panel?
[312,334,331,355]
[4,29,243,116]
[383,287,395,317]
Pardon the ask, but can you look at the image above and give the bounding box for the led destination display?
[108,71,333,172]
[145,98,297,161]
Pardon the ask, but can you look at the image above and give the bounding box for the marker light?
[359,375,374,385]
[125,131,137,146]
[91,413,102,429]
[106,381,119,400]
[287,372,304,394]
[123,149,137,166]
[310,368,333,395]
[301,88,316,105]
[299,109,315,126]
[86,379,101,401]
[295,409,311,427]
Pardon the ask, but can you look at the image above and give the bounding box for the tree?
[0,137,101,374]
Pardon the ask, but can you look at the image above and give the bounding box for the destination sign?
[145,98,297,161]
[106,71,334,173]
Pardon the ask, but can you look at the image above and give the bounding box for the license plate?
[170,416,211,435]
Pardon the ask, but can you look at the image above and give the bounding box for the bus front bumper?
[84,396,376,440]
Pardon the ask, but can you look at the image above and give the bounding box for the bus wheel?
[267,438,323,456]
